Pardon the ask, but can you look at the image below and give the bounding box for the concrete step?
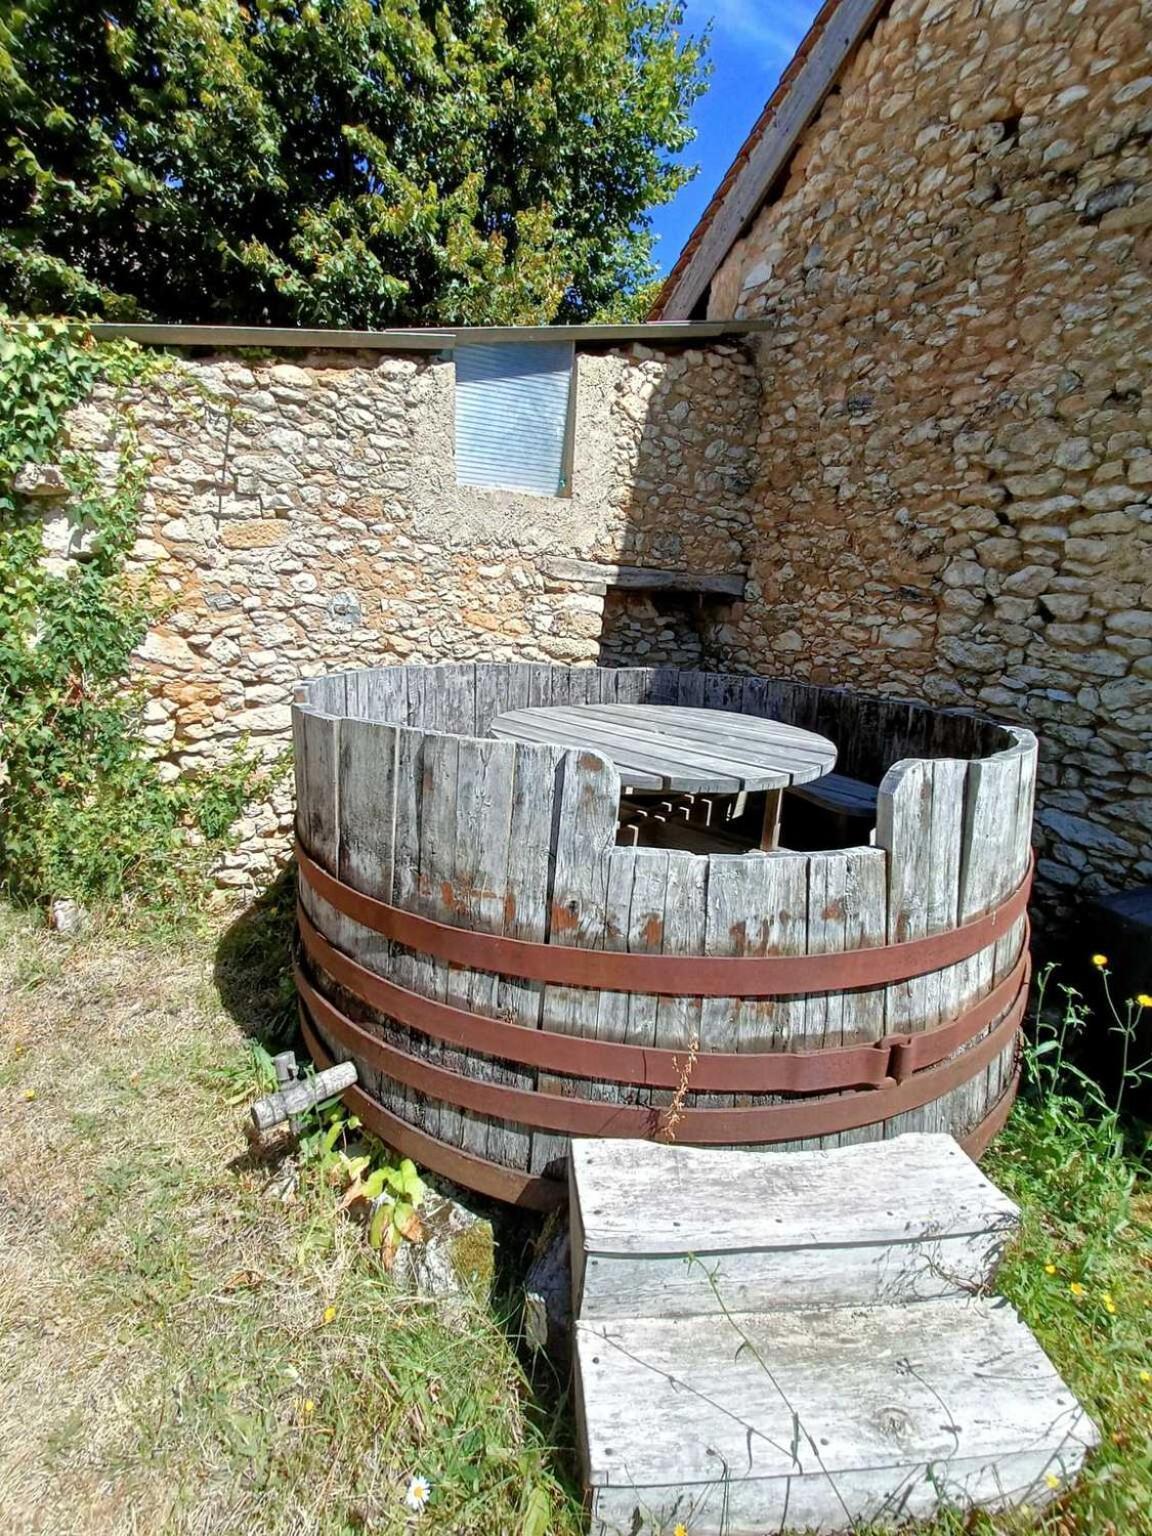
[571,1133,1020,1320]
[576,1297,1097,1536]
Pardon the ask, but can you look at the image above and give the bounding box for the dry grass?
[0,899,580,1536]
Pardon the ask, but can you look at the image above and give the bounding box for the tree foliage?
[0,0,707,326]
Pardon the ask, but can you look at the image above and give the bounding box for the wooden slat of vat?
[426,662,477,734]
[950,748,1024,1139]
[336,717,407,1119]
[492,740,566,1169]
[592,852,638,1109]
[345,666,408,724]
[693,854,803,1116]
[877,758,968,1139]
[701,671,746,715]
[650,853,707,1115]
[609,667,656,705]
[730,853,809,1128]
[475,661,529,736]
[625,851,673,1110]
[531,748,619,1176]
[799,849,887,1150]
[448,736,516,1160]
[418,731,461,1145]
[390,726,432,1135]
[645,667,681,704]
[675,669,706,708]
[991,738,1037,1103]
[293,707,362,1080]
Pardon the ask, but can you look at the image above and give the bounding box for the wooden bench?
[788,771,879,821]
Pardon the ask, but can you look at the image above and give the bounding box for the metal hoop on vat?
[296,841,1032,996]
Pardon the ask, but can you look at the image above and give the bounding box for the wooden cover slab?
[571,1134,1019,1318]
[577,1300,1097,1536]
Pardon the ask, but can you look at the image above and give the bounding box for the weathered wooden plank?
[416,731,462,1145]
[541,557,747,597]
[800,847,887,1149]
[387,725,433,1134]
[592,852,639,1110]
[577,1302,1096,1536]
[531,747,619,1176]
[443,737,518,1160]
[345,666,408,724]
[335,717,407,1120]
[571,1134,1019,1317]
[650,854,708,1116]
[491,739,567,1168]
[726,852,809,1127]
[877,757,968,1140]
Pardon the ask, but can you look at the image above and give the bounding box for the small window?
[454,341,575,496]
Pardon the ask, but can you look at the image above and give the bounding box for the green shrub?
[0,314,270,909]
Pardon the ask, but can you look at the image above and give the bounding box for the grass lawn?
[0,891,1149,1536]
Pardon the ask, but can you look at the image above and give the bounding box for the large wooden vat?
[293,664,1036,1208]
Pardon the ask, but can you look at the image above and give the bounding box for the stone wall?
[705,0,1152,903]
[66,341,757,888]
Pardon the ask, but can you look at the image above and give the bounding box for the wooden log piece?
[251,1061,359,1133]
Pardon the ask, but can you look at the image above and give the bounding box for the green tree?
[0,0,706,326]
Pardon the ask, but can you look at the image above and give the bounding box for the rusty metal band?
[298,901,1030,1094]
[296,841,1032,997]
[299,1010,565,1210]
[301,1011,1020,1206]
[296,957,1029,1143]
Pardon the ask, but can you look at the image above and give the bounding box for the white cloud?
[703,0,816,56]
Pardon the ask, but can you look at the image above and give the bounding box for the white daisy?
[404,1475,431,1513]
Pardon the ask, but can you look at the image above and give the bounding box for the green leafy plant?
[297,1101,428,1268]
[0,313,269,910]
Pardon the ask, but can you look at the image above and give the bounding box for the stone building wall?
[66,341,758,888]
[704,0,1152,902]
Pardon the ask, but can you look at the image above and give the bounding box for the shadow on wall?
[587,340,759,669]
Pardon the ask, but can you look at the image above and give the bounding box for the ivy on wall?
[0,314,267,909]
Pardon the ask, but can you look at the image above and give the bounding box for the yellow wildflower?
[1137,994,1152,1009]
[1140,1371,1151,1384]
[1045,1473,1061,1490]
[1092,953,1108,968]
[1069,1281,1086,1298]
[322,1305,337,1325]
[1044,1263,1056,1275]
[302,1398,315,1416]
[674,1526,689,1536]
[1102,1292,1117,1314]
[21,1088,36,1102]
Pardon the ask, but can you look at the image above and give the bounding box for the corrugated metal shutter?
[454,341,574,496]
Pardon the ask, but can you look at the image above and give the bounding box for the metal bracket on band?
[296,840,1032,997]
[300,1011,1023,1210]
[296,960,1029,1144]
[297,902,1029,1095]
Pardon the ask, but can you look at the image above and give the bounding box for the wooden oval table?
[491,702,837,848]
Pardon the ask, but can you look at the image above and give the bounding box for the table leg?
[760,788,783,850]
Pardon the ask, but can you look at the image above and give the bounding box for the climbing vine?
[0,314,266,909]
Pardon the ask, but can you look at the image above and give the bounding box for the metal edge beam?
[657,0,889,321]
[87,319,775,351]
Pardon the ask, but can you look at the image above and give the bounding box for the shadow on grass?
[213,861,299,1050]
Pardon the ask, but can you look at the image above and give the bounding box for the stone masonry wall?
[64,342,757,889]
[706,0,1152,903]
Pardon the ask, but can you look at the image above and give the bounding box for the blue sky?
[649,0,823,275]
